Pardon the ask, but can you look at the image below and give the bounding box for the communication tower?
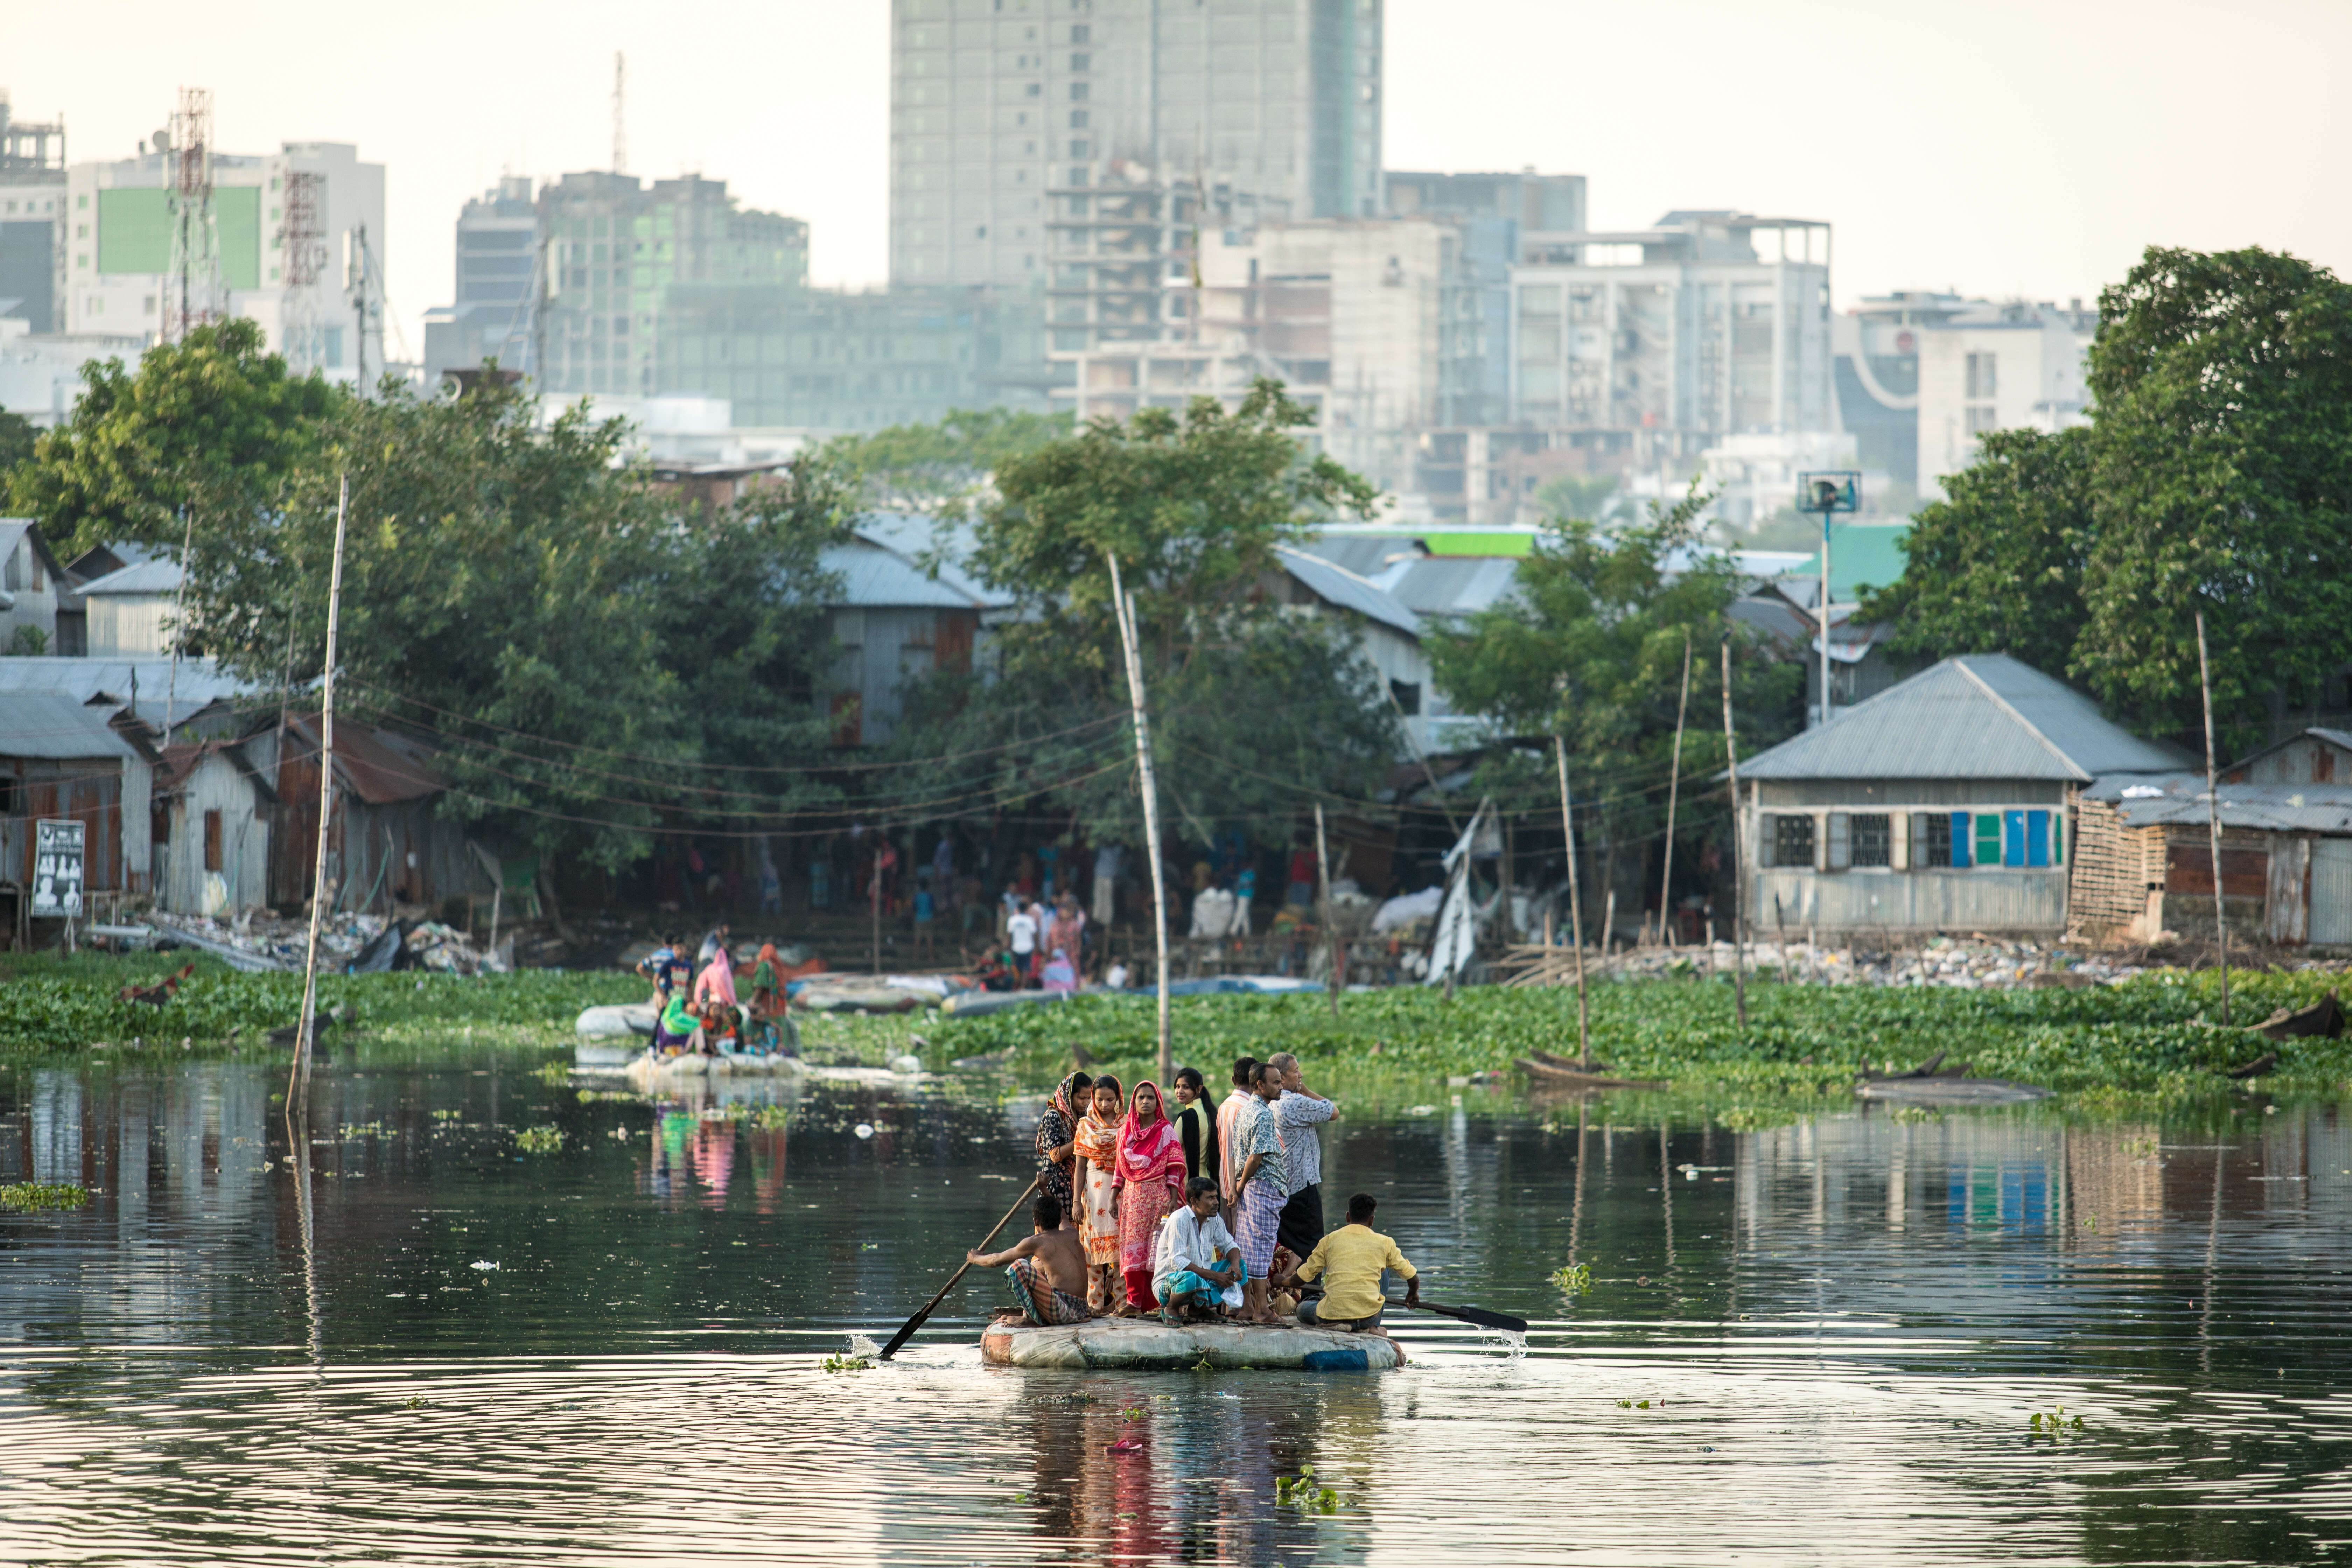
[163,86,221,343]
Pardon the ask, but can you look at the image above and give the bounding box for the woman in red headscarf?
[1111,1079,1188,1314]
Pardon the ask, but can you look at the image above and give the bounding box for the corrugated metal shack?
[252,714,480,915]
[0,691,156,926]
[821,514,1007,748]
[2074,769,2352,946]
[151,738,276,917]
[1737,654,2188,938]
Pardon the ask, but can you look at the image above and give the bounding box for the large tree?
[1426,489,1802,904]
[887,380,1398,843]
[187,374,851,868]
[1858,425,2095,676]
[7,319,341,558]
[2073,247,2352,750]
[820,406,1070,518]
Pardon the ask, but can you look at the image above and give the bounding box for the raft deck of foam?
[980,1317,1403,1371]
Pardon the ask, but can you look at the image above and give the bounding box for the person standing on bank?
[1227,1062,1289,1325]
[1265,1051,1335,1262]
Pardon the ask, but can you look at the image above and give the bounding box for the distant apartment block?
[891,0,1383,355]
[421,177,539,381]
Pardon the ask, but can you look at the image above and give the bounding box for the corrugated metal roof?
[1386,555,1524,618]
[1740,654,2191,782]
[819,513,1009,611]
[1295,534,1429,580]
[0,692,140,760]
[0,657,253,710]
[2085,771,2352,833]
[2221,726,2352,777]
[280,714,446,804]
[77,558,184,596]
[1274,547,1421,638]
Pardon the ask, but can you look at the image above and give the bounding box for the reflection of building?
[1508,211,1833,457]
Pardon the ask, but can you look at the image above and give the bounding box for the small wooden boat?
[981,1316,1404,1371]
[1855,1076,2050,1105]
[1514,1051,1667,1092]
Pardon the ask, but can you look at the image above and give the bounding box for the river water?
[3,1054,2350,1564]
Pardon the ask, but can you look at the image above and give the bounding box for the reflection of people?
[1152,1177,1242,1324]
[972,1194,1091,1325]
[1277,1192,1419,1332]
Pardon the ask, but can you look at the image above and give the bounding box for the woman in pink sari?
[1113,1080,1187,1314]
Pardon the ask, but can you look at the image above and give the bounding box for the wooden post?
[290,474,350,1112]
[1720,640,1747,1032]
[2196,609,2231,1024]
[1107,554,1172,1085]
[1554,734,1592,1069]
[1659,629,1692,948]
[1315,801,1339,1021]
[163,503,195,742]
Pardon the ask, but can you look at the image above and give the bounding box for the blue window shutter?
[1951,811,1971,868]
[2004,810,2026,867]
[2025,810,2050,867]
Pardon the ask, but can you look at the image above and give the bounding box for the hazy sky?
[15,0,2349,355]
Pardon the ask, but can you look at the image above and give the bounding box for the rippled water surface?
[5,1055,2352,1564]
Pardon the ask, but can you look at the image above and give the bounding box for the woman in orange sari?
[1071,1075,1125,1312]
[1112,1080,1186,1314]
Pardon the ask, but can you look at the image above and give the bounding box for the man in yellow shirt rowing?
[1273,1191,1419,1333]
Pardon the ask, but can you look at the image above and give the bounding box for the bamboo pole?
[1554,734,1592,1069]
[289,474,349,1113]
[2196,610,2231,1025]
[163,503,195,741]
[1658,629,1692,948]
[1315,801,1339,1021]
[1107,554,1172,1085]
[1720,640,1747,1033]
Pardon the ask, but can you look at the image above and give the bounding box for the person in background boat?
[1040,947,1079,993]
[696,922,731,966]
[971,1193,1091,1326]
[1215,1057,1259,1204]
[1153,1177,1243,1325]
[1265,1051,1336,1262]
[1227,1062,1289,1325]
[638,933,683,1007]
[1274,1192,1418,1333]
[747,943,783,1020]
[1071,1075,1125,1311]
[693,941,739,1012]
[700,998,742,1055]
[1112,1080,1187,1315]
[1034,1071,1091,1221]
[1169,1067,1218,1183]
[652,963,700,1057]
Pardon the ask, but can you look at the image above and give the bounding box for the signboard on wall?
[32,818,84,918]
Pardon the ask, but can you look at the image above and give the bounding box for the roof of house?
[821,513,1008,612]
[76,557,185,597]
[0,656,252,711]
[2084,772,2352,834]
[0,520,79,609]
[1738,653,2192,782]
[278,714,447,804]
[0,691,142,760]
[1385,555,1525,619]
[2222,726,2352,777]
[1274,547,1421,638]
[155,738,278,804]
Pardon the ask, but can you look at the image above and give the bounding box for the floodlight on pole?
[1796,469,1861,731]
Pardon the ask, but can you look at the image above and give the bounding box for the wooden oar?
[877,1175,1042,1360]
[1393,1296,1530,1336]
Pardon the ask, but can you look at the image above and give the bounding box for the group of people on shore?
[971,1054,1418,1337]
[636,923,794,1059]
[978,886,1098,994]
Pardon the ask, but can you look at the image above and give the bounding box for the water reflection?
[3,1059,2352,1564]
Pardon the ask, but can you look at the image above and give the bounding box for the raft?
[980,1316,1404,1371]
[1855,1076,2050,1105]
[621,1048,803,1093]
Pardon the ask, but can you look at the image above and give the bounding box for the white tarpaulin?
[1423,799,1496,987]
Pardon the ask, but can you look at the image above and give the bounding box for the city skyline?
[14,0,2350,362]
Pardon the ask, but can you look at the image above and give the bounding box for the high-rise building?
[55,137,385,377]
[421,177,540,382]
[891,0,1383,352]
[0,90,67,334]
[1507,210,1834,455]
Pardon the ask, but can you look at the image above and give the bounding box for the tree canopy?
[819,406,1070,518]
[1865,246,2352,754]
[888,381,1398,843]
[7,319,342,559]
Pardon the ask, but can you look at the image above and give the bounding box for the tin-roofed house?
[1738,654,2189,938]
[0,691,156,933]
[821,516,1010,748]
[254,714,476,915]
[151,736,276,918]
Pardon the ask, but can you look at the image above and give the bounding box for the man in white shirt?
[1006,904,1039,985]
[1153,1177,1244,1325]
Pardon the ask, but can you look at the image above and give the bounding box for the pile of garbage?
[145,910,507,975]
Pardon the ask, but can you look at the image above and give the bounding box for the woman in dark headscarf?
[1034,1070,1092,1218]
